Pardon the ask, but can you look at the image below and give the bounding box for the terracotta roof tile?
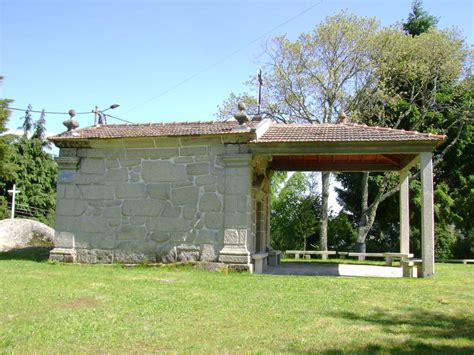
[49,120,446,145]
[49,120,253,141]
[253,123,445,143]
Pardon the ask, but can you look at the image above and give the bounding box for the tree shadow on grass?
[0,247,53,262]
[324,309,474,354]
[285,309,474,354]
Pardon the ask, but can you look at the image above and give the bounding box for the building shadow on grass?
[317,309,474,354]
[0,247,53,262]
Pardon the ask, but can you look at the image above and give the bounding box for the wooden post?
[399,170,410,254]
[420,152,435,277]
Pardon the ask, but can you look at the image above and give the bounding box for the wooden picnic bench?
[383,252,414,266]
[285,250,337,260]
[347,252,384,261]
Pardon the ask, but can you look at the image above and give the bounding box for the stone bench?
[268,250,281,266]
[439,259,474,264]
[337,252,349,259]
[285,250,337,260]
[401,258,423,278]
[383,252,414,266]
[252,252,268,274]
[348,252,384,261]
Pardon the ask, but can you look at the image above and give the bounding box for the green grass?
[0,258,473,353]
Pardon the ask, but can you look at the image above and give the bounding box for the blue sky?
[1,0,473,135]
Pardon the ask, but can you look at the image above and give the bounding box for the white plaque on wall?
[59,170,76,183]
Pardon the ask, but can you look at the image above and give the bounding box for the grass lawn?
[0,254,473,353]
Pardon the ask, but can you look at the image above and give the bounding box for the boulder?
[0,219,54,252]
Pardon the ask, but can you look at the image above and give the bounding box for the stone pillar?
[218,150,253,271]
[420,152,435,277]
[49,155,81,263]
[399,169,410,254]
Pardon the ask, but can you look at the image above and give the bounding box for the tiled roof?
[49,120,445,144]
[49,121,254,141]
[254,123,445,143]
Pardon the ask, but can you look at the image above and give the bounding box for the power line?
[105,114,134,124]
[123,0,324,116]
[8,107,91,115]
[8,106,135,124]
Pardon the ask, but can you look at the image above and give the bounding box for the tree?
[327,212,357,251]
[0,77,17,217]
[0,97,57,225]
[403,0,438,37]
[431,76,474,258]
[337,27,470,252]
[22,104,33,137]
[0,79,15,180]
[216,93,259,121]
[32,109,47,141]
[218,12,380,251]
[270,172,320,251]
[0,136,57,225]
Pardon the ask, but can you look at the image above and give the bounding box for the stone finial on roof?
[338,111,348,124]
[63,109,80,132]
[234,103,250,125]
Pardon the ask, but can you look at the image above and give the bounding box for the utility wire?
[8,106,135,124]
[105,114,134,124]
[123,0,324,116]
[8,107,91,115]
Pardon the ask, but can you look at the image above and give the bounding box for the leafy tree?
[271,172,320,251]
[0,99,15,178]
[22,104,33,137]
[0,136,57,225]
[338,25,466,250]
[337,28,470,253]
[216,93,258,121]
[0,77,17,217]
[403,0,438,36]
[219,12,380,251]
[432,76,474,257]
[327,212,357,250]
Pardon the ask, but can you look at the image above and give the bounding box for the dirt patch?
[59,296,101,309]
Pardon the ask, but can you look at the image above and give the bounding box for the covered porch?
[247,123,445,278]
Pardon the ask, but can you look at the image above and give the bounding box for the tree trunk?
[356,172,369,252]
[357,199,382,251]
[320,172,330,251]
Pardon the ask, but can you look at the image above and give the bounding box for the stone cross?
[8,184,21,219]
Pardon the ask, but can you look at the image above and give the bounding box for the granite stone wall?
[52,137,228,263]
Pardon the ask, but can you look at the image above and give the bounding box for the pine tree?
[32,109,47,141]
[403,0,438,36]
[22,104,33,136]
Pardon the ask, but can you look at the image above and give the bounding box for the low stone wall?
[53,137,227,263]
